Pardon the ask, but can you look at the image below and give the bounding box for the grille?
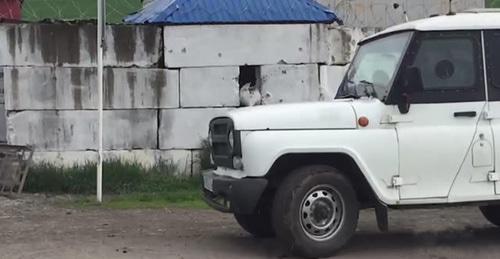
[209,117,240,168]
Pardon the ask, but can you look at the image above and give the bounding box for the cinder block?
[319,65,349,101]
[261,64,320,104]
[32,151,98,167]
[191,150,207,177]
[313,0,483,28]
[105,68,179,109]
[0,23,162,67]
[105,150,192,176]
[104,110,158,150]
[105,25,163,67]
[159,108,233,149]
[323,27,378,65]
[4,67,97,110]
[7,110,157,151]
[157,150,193,177]
[32,150,193,176]
[3,67,179,110]
[164,24,326,68]
[180,67,239,108]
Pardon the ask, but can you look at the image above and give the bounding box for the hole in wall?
[238,65,260,89]
[238,66,262,107]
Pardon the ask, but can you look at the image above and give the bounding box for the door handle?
[454,111,477,118]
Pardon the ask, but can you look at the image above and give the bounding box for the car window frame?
[485,30,500,101]
[386,30,485,105]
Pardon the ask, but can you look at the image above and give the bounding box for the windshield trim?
[336,31,415,101]
[359,29,416,46]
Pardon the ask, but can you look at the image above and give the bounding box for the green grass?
[65,192,209,210]
[26,160,208,209]
[22,0,142,24]
[26,160,186,194]
[488,0,500,8]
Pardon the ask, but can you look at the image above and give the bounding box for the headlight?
[228,130,234,149]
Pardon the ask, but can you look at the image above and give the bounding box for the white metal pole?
[97,0,105,203]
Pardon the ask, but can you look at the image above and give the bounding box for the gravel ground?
[1,195,500,259]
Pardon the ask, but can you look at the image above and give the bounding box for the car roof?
[361,12,500,44]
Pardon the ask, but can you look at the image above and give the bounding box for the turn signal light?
[358,116,369,127]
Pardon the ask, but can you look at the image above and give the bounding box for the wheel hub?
[300,186,343,241]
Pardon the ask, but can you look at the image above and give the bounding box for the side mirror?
[398,67,423,114]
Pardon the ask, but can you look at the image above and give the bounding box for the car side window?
[413,38,475,90]
[393,31,485,104]
[485,30,500,101]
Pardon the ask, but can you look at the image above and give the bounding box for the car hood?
[227,101,357,131]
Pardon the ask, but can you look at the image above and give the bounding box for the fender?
[237,129,400,205]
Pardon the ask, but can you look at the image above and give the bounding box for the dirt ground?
[2,195,500,259]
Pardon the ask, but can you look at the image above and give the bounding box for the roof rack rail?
[462,8,500,13]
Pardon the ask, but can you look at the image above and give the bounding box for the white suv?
[203,11,500,258]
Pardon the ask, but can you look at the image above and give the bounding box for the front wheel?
[272,165,359,258]
[480,205,500,226]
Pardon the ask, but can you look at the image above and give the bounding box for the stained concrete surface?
[0,23,162,67]
[1,195,500,259]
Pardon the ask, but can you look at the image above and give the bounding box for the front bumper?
[202,170,268,214]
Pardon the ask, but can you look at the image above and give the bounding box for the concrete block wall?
[1,22,370,176]
[317,0,484,28]
[180,67,239,108]
[0,23,163,67]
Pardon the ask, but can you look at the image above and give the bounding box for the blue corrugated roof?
[124,0,339,25]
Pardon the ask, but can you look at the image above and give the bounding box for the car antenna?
[447,0,456,15]
[393,3,409,22]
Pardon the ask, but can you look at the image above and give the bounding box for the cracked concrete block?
[159,108,233,149]
[7,110,157,151]
[319,65,349,101]
[261,64,320,104]
[0,23,162,67]
[180,67,239,108]
[4,67,179,110]
[164,24,325,68]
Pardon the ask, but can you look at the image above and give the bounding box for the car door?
[484,30,500,195]
[387,31,488,200]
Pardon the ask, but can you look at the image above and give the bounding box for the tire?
[234,200,275,238]
[272,165,359,258]
[480,205,500,226]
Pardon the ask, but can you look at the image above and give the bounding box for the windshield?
[337,32,413,101]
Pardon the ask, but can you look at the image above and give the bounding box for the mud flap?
[375,202,389,232]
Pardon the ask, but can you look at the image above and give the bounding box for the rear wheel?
[480,205,500,226]
[272,165,359,258]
